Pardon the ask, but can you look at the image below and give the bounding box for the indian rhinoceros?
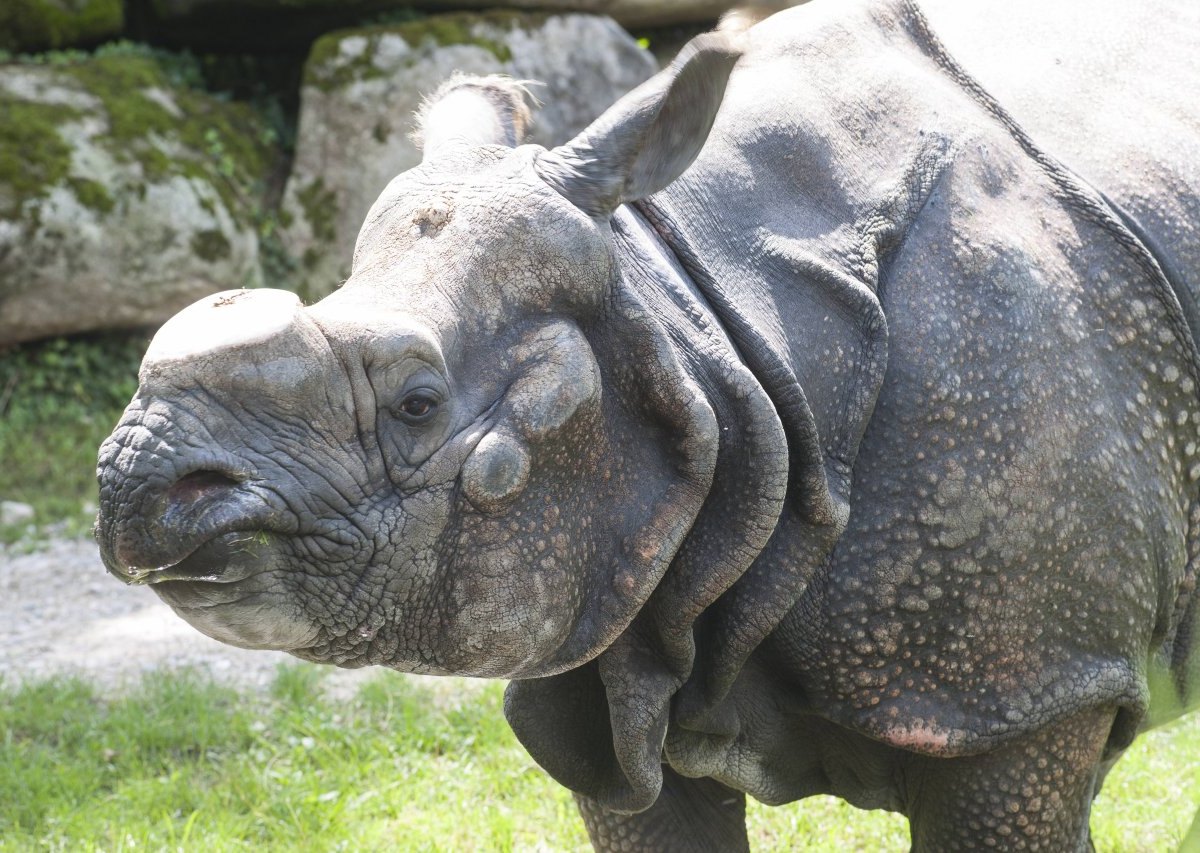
[95,0,1200,848]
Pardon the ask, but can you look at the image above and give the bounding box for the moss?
[65,176,114,213]
[304,11,535,93]
[259,222,299,290]
[0,0,123,53]
[51,52,277,227]
[0,97,78,218]
[304,30,390,92]
[138,146,172,183]
[190,228,231,262]
[61,55,176,143]
[418,15,513,62]
[295,177,337,244]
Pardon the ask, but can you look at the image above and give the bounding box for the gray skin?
[95,0,1200,849]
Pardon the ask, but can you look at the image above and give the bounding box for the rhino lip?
[103,473,288,584]
[123,531,266,586]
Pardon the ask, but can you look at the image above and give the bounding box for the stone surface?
[481,0,732,28]
[0,52,279,345]
[0,536,484,702]
[0,500,35,526]
[279,11,656,298]
[0,0,124,53]
[132,1,730,51]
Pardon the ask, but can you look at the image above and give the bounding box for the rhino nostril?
[164,470,241,511]
[107,467,262,577]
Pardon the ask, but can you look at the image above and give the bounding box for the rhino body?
[97,0,1200,849]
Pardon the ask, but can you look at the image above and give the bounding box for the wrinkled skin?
[96,0,1200,849]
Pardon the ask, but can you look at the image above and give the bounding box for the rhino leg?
[574,766,748,853]
[906,706,1116,852]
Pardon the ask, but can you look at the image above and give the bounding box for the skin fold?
[96,0,1200,849]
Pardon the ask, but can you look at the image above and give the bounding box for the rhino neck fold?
[582,204,855,798]
[505,206,808,814]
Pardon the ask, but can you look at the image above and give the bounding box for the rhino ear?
[416,74,534,160]
[535,31,742,218]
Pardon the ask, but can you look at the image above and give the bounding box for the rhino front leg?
[906,706,1116,852]
[575,766,749,853]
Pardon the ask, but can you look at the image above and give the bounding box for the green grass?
[0,667,588,851]
[1,666,1196,851]
[0,332,146,543]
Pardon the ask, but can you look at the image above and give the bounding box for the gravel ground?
[0,536,385,697]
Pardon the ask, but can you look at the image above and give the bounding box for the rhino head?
[96,33,817,810]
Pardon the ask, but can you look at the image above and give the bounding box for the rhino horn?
[416,74,535,160]
[535,31,742,218]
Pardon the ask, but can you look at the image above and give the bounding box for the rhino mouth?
[121,531,269,586]
[96,454,296,586]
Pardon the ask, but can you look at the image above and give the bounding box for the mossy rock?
[129,1,728,53]
[0,52,274,221]
[0,51,284,345]
[303,11,529,92]
[0,0,124,53]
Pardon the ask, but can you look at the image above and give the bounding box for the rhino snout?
[99,457,281,585]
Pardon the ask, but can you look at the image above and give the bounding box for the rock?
[279,11,656,298]
[0,0,124,53]
[485,1,733,29]
[131,2,732,51]
[0,50,280,345]
[0,501,35,526]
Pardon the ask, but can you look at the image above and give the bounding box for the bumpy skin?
[576,767,749,853]
[95,0,1200,850]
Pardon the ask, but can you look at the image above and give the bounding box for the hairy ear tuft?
[414,73,539,158]
[718,0,802,34]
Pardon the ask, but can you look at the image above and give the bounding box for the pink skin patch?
[879,723,952,753]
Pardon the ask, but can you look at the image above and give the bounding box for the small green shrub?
[0,331,147,541]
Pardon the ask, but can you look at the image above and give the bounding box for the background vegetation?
[0,332,146,543]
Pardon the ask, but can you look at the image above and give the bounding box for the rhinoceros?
[96,0,1200,848]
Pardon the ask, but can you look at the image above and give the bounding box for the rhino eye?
[394,390,440,424]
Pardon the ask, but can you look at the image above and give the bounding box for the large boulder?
[0,0,124,53]
[131,1,731,51]
[465,0,732,28]
[0,51,279,345]
[279,11,656,299]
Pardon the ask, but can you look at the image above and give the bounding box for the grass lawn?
[1,665,1197,851]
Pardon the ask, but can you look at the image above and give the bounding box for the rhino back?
[918,0,1200,346]
[639,0,1200,783]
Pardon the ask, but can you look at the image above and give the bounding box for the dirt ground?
[0,536,381,697]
